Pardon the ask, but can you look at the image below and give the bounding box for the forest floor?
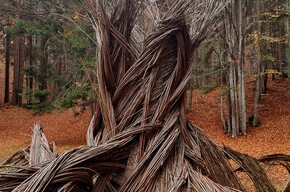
[0,66,289,191]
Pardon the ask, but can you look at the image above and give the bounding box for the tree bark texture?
[253,0,262,126]
[4,32,11,103]
[12,36,25,106]
[224,0,247,137]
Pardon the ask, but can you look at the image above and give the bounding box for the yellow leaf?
[73,13,79,20]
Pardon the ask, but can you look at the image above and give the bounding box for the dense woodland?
[0,0,289,138]
[0,0,289,192]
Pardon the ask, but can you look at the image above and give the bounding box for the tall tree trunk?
[220,70,227,131]
[12,36,25,106]
[229,58,238,137]
[238,0,246,135]
[280,20,287,75]
[260,19,268,94]
[4,32,11,103]
[253,0,261,126]
[277,17,282,74]
[26,36,34,105]
[249,37,256,76]
[224,0,246,138]
[233,65,239,137]
[39,37,48,103]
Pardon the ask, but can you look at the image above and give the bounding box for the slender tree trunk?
[220,70,226,131]
[4,32,11,103]
[238,0,246,135]
[26,36,34,105]
[227,90,232,134]
[278,18,282,74]
[29,36,33,90]
[249,38,255,76]
[269,23,275,80]
[229,59,238,137]
[233,66,239,137]
[226,51,232,134]
[280,21,287,74]
[18,36,25,105]
[224,1,240,137]
[12,37,19,105]
[253,0,261,126]
[260,21,267,94]
[241,45,246,133]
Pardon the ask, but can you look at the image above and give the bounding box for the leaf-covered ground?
[0,67,289,191]
[0,106,90,162]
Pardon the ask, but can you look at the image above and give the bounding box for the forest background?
[0,0,289,191]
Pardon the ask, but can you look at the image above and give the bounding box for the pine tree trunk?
[12,36,25,106]
[39,37,48,103]
[27,36,34,105]
[4,32,11,103]
[12,37,19,105]
[18,36,25,105]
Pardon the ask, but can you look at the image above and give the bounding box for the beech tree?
[221,0,247,137]
[253,0,262,126]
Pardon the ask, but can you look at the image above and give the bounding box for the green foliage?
[21,87,52,115]
[282,65,290,78]
[23,64,36,78]
[199,83,219,94]
[283,65,290,74]
[53,82,94,109]
[262,54,275,62]
[261,35,286,43]
[253,69,282,77]
[220,85,230,96]
[4,0,96,114]
[276,188,284,192]
[4,13,65,39]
